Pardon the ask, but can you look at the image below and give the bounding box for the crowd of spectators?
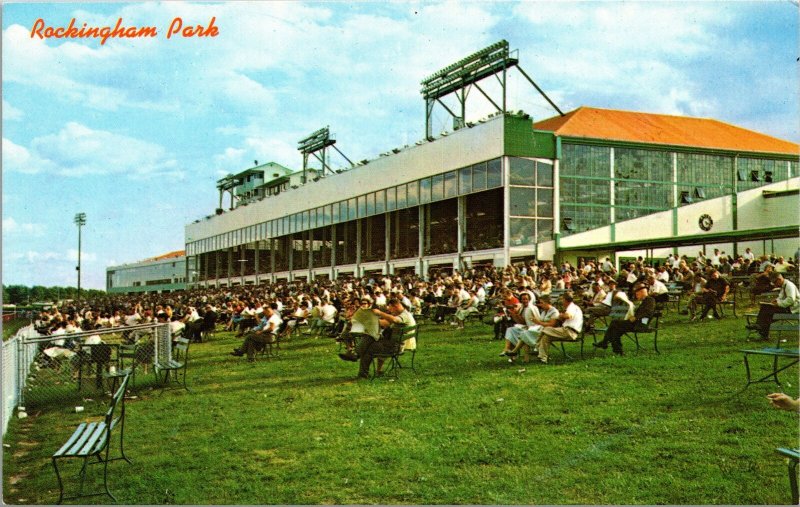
[27,249,798,375]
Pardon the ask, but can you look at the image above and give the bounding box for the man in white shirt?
[536,292,584,364]
[231,303,282,361]
[743,248,755,262]
[502,295,560,363]
[751,273,799,339]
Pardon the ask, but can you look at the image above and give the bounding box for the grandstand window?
[357,195,366,218]
[465,188,503,251]
[677,153,732,202]
[366,193,375,216]
[444,171,458,199]
[407,181,419,207]
[332,202,340,223]
[537,188,553,217]
[510,157,535,185]
[386,186,397,211]
[509,218,535,246]
[419,177,432,204]
[560,144,612,235]
[750,170,760,182]
[537,218,553,242]
[487,158,502,187]
[536,161,553,187]
[375,190,386,215]
[680,191,693,205]
[424,199,458,255]
[472,162,487,191]
[459,166,472,194]
[311,226,331,268]
[510,187,536,216]
[397,184,407,209]
[361,215,386,262]
[614,147,672,221]
[348,198,357,221]
[390,208,419,259]
[431,174,444,201]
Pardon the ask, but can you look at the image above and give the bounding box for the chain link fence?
[2,323,171,426]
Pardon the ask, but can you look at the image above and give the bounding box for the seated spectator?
[306,299,337,334]
[502,295,559,363]
[751,265,775,303]
[535,292,584,364]
[691,270,729,321]
[593,283,654,355]
[647,275,669,304]
[230,304,282,361]
[747,273,799,339]
[169,314,185,340]
[453,289,480,329]
[338,298,415,379]
[498,292,536,356]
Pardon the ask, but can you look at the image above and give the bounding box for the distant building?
[106,250,187,294]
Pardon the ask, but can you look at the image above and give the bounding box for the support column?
[308,231,313,279]
[672,152,678,256]
[502,157,511,267]
[254,241,260,285]
[227,247,233,286]
[609,147,616,243]
[418,206,425,278]
[385,212,391,274]
[330,224,337,279]
[270,238,276,283]
[356,220,362,275]
[553,156,561,264]
[457,195,466,271]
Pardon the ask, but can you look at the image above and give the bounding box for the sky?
[2,1,798,290]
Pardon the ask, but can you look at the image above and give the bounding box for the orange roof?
[147,250,185,262]
[533,107,799,155]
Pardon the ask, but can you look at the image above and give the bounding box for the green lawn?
[3,306,798,505]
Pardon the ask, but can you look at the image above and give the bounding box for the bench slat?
[53,423,88,457]
[75,422,108,456]
[61,422,98,456]
[740,348,800,357]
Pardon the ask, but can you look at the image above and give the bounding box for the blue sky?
[2,1,798,290]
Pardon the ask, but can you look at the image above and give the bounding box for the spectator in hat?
[593,283,655,355]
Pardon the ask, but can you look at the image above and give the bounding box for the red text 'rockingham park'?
[30,17,219,45]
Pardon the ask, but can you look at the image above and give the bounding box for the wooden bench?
[52,373,131,504]
[739,315,800,388]
[776,447,799,505]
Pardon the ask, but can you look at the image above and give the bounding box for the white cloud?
[6,123,183,179]
[2,137,55,174]
[2,217,46,237]
[66,249,98,262]
[2,99,23,120]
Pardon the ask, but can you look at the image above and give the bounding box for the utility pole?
[74,212,86,300]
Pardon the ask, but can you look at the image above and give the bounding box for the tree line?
[3,285,106,306]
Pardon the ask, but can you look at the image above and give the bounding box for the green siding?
[503,116,538,157]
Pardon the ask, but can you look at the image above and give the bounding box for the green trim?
[671,207,678,239]
[556,136,799,160]
[610,222,615,242]
[556,136,562,160]
[560,174,733,189]
[561,202,669,211]
[763,189,800,199]
[557,225,798,252]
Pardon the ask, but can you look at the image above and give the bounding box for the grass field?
[3,305,798,505]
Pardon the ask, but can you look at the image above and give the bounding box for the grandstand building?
[106,250,187,294]
[183,41,799,288]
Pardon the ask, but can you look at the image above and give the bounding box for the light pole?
[74,212,86,300]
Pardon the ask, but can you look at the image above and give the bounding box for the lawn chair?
[624,309,662,354]
[370,324,417,380]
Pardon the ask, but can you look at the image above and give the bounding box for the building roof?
[146,250,185,261]
[533,106,799,155]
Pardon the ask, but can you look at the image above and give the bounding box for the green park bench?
[52,374,131,504]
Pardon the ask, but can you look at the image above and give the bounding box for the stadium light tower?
[74,212,86,299]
